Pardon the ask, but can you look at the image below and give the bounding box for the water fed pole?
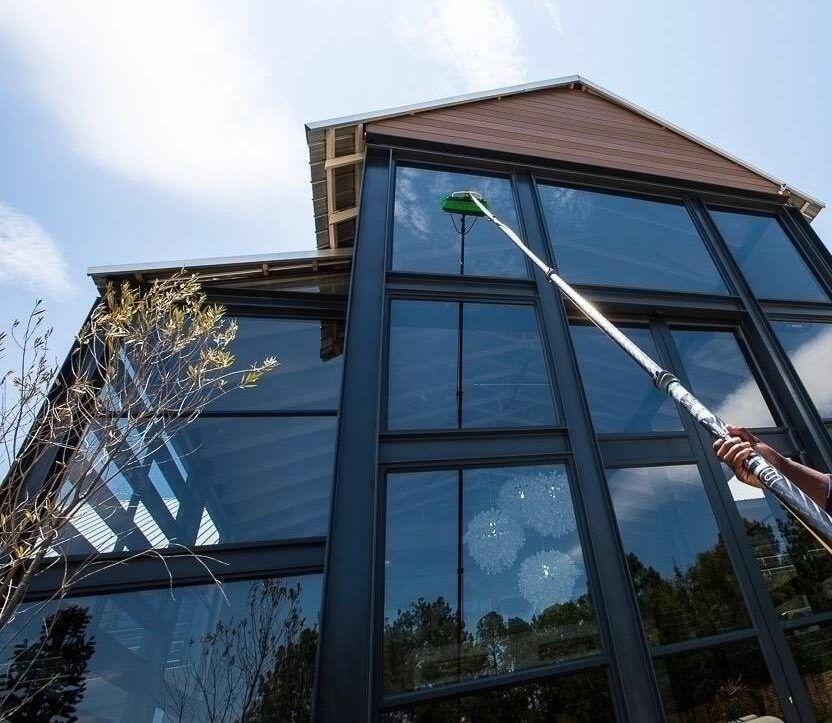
[440,190,832,553]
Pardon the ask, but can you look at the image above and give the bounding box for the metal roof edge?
[87,247,353,279]
[305,74,824,214]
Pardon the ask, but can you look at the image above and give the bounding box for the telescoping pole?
[466,193,832,553]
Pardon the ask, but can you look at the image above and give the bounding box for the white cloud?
[0,202,75,298]
[393,0,528,90]
[530,0,565,35]
[0,1,306,206]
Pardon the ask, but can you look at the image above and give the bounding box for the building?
[5,75,832,721]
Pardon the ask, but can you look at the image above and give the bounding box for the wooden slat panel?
[368,87,781,195]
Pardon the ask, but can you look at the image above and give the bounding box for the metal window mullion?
[653,318,811,723]
[518,172,663,722]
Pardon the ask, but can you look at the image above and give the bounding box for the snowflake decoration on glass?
[518,549,578,610]
[463,507,525,575]
[498,470,577,539]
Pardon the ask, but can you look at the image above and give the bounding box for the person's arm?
[713,425,832,510]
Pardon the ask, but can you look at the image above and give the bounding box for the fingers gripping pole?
[468,195,832,553]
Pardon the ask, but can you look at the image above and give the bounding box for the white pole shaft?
[469,195,832,553]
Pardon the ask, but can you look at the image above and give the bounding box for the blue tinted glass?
[384,471,459,692]
[388,300,458,430]
[607,465,750,644]
[61,416,336,553]
[772,321,832,418]
[0,575,321,722]
[210,316,343,412]
[710,210,828,301]
[393,166,528,278]
[383,465,598,694]
[672,329,776,428]
[571,325,682,433]
[539,185,728,294]
[462,304,557,428]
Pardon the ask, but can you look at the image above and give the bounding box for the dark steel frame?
[313,138,832,722]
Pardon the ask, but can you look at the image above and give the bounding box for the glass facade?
[0,575,322,722]
[393,166,528,278]
[387,300,557,430]
[26,138,832,722]
[384,464,597,693]
[538,185,728,294]
[710,209,829,301]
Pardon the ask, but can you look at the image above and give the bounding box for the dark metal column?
[313,148,391,722]
[515,173,664,722]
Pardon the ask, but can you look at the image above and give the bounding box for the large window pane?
[723,462,832,621]
[672,329,776,428]
[607,465,750,644]
[654,642,783,722]
[61,417,336,553]
[462,304,557,428]
[387,301,557,430]
[393,166,528,278]
[785,621,832,721]
[384,465,598,694]
[0,575,322,722]
[538,185,728,294]
[382,668,614,722]
[571,325,682,433]
[388,300,458,430]
[772,320,832,419]
[710,209,828,301]
[210,316,344,411]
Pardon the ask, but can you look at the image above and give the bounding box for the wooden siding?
[367,86,781,196]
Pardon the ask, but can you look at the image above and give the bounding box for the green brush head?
[440,190,488,217]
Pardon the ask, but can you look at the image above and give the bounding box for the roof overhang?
[305,74,824,249]
[88,247,353,291]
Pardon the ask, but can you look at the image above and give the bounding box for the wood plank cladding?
[367,87,781,196]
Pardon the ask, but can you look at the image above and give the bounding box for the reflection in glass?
[207,271,351,295]
[388,300,458,430]
[0,575,322,722]
[785,621,832,721]
[462,304,557,428]
[209,316,344,412]
[722,462,832,621]
[772,321,832,419]
[387,301,557,431]
[571,325,682,433]
[538,185,727,294]
[383,668,614,722]
[61,417,337,553]
[710,209,828,302]
[383,465,598,693]
[672,329,776,428]
[654,642,783,722]
[393,166,528,277]
[607,465,749,644]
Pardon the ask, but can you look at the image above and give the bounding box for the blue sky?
[0,0,830,357]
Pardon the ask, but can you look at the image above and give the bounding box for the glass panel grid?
[383,464,599,694]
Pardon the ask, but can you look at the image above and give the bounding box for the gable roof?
[306,75,823,249]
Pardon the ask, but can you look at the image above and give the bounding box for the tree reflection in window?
[0,575,321,722]
[785,621,832,721]
[607,465,750,645]
[722,462,832,621]
[383,465,598,693]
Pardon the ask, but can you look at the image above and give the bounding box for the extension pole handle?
[469,195,832,553]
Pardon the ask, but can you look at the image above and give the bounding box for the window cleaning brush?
[441,189,832,554]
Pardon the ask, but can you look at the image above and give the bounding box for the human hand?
[712,425,765,487]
